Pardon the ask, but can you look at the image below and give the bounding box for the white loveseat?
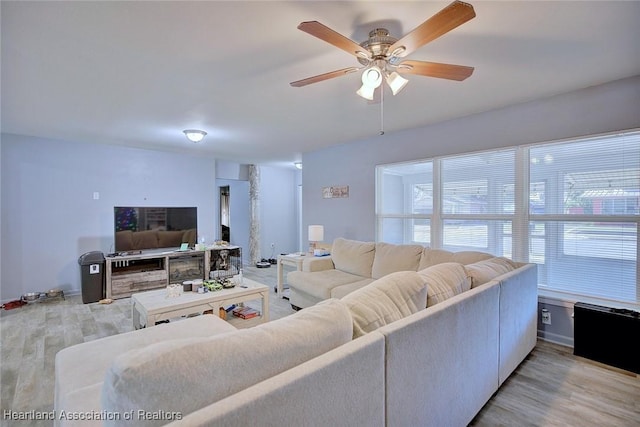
[55,243,538,427]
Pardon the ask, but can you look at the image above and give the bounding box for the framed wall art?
[322,185,349,199]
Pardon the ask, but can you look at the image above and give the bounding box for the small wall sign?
[322,185,349,199]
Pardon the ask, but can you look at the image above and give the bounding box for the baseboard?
[537,330,573,347]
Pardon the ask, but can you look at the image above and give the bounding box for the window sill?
[538,288,640,312]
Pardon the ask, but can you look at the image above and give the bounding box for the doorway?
[220,185,230,242]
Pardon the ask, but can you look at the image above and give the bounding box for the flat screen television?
[114,207,198,252]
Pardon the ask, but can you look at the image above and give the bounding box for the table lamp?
[308,225,324,254]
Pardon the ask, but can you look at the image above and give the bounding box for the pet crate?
[208,246,242,280]
[168,253,205,282]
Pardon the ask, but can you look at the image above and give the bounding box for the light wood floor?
[1,264,638,426]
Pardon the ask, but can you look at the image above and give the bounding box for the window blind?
[529,131,639,301]
[440,150,515,254]
[376,130,639,305]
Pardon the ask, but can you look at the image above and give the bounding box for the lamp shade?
[356,84,376,100]
[308,225,324,242]
[386,72,408,95]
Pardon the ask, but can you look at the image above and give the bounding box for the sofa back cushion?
[341,271,427,338]
[182,228,197,246]
[131,230,159,250]
[419,249,494,270]
[157,230,184,248]
[115,230,133,251]
[331,238,376,278]
[450,251,494,265]
[465,257,519,288]
[101,299,353,426]
[371,242,424,279]
[418,248,456,270]
[418,262,471,307]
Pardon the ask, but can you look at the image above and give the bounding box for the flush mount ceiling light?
[183,129,207,143]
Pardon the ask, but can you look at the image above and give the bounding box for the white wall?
[302,76,640,243]
[259,166,299,259]
[1,137,300,301]
[0,135,218,301]
[216,164,300,263]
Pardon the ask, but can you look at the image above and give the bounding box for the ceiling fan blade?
[388,1,475,58]
[290,67,360,87]
[297,21,371,60]
[397,60,474,81]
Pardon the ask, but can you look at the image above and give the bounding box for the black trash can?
[78,251,105,304]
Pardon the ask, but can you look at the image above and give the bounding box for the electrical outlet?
[541,309,551,325]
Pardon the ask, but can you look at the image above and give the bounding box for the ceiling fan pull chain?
[380,86,385,136]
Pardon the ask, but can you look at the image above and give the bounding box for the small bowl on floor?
[22,292,41,302]
[45,289,63,298]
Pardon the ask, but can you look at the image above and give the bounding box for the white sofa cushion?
[341,271,428,338]
[419,249,493,270]
[371,242,424,279]
[331,238,376,278]
[101,299,353,426]
[418,249,456,270]
[465,257,519,288]
[418,262,471,307]
[330,278,375,299]
[287,269,365,300]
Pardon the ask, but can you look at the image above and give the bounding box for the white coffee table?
[131,277,269,329]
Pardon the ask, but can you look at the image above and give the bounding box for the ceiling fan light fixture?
[361,66,382,89]
[183,129,207,143]
[356,84,376,100]
[386,71,409,95]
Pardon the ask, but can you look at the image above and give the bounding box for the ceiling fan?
[290,0,476,100]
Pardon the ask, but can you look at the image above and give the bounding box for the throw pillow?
[101,298,353,427]
[418,262,471,307]
[341,271,428,338]
[465,257,519,288]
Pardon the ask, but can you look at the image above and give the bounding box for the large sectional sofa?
[55,238,538,426]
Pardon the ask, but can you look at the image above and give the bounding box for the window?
[529,133,639,302]
[441,150,515,255]
[376,130,640,305]
[376,161,432,245]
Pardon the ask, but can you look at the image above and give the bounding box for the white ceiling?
[2,1,639,168]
